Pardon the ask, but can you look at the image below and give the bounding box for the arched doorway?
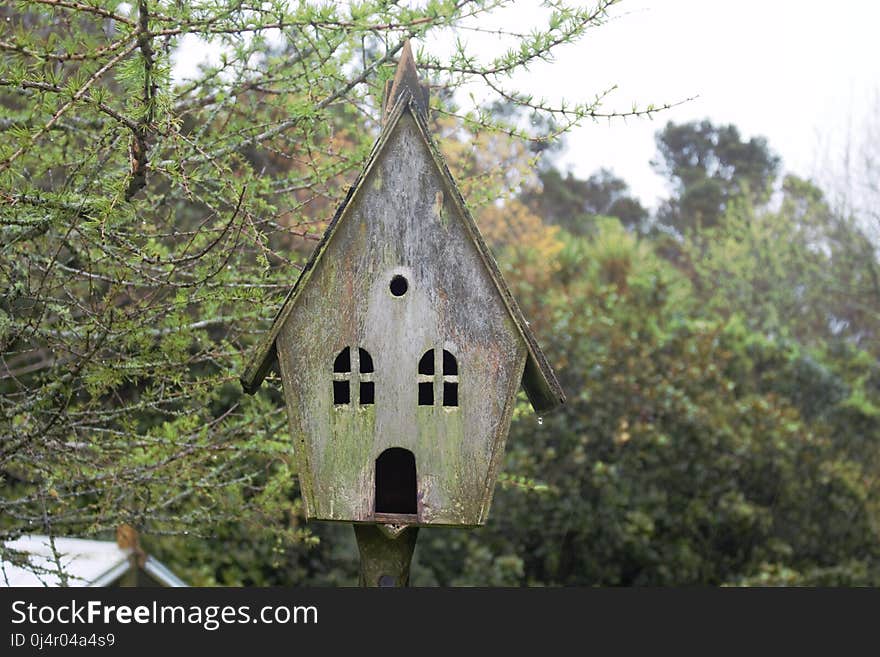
[374,448,417,515]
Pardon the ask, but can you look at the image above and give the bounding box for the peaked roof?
[241,42,564,413]
[382,40,429,121]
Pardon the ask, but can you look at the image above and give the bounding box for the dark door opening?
[375,448,417,515]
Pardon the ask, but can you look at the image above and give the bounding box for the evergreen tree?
[653,119,780,232]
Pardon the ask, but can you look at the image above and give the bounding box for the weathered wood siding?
[276,110,527,526]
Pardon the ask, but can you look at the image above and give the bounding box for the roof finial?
[382,40,429,123]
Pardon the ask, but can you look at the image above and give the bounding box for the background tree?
[522,166,647,234]
[685,175,880,353]
[653,119,780,232]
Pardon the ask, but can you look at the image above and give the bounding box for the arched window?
[333,346,374,406]
[417,348,458,408]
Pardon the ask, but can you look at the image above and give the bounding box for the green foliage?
[654,119,780,232]
[522,167,648,233]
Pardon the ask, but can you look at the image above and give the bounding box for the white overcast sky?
[457,0,880,208]
[174,1,880,209]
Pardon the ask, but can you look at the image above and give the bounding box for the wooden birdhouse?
[241,42,564,532]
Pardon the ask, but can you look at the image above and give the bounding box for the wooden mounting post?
[353,524,418,587]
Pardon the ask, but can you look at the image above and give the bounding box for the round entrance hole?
[390,275,408,297]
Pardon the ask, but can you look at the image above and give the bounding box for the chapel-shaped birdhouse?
[241,43,564,528]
